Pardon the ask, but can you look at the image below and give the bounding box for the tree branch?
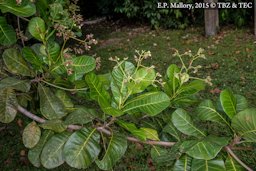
[17,105,175,147]
[225,146,253,171]
[16,105,253,170]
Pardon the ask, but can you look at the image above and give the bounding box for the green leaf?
[197,99,229,126]
[35,0,48,21]
[28,17,46,41]
[117,120,147,141]
[220,89,237,119]
[225,154,244,171]
[0,88,17,123]
[180,136,229,160]
[3,48,32,76]
[164,64,180,96]
[172,108,206,138]
[179,80,205,95]
[232,108,256,142]
[151,143,181,166]
[22,121,41,149]
[123,91,170,116]
[47,41,60,62]
[0,1,36,17]
[111,61,135,108]
[38,84,66,120]
[55,90,74,109]
[0,77,31,92]
[127,67,156,94]
[191,159,226,171]
[173,155,192,171]
[63,128,101,169]
[235,94,248,113]
[40,120,67,133]
[30,43,47,63]
[96,134,127,170]
[69,56,96,81]
[0,16,16,46]
[85,72,123,116]
[64,107,97,125]
[41,132,70,169]
[22,47,43,70]
[163,122,181,141]
[28,130,54,167]
[140,127,159,141]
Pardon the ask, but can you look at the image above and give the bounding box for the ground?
[1,22,256,170]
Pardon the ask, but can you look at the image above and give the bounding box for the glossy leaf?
[0,16,16,46]
[64,107,97,125]
[22,47,43,70]
[164,64,180,96]
[225,154,244,171]
[235,94,248,113]
[30,43,47,63]
[232,108,256,142]
[140,127,159,141]
[0,77,31,92]
[41,132,70,169]
[127,67,156,94]
[172,108,206,138]
[55,90,74,109]
[28,130,54,167]
[123,91,170,116]
[220,89,237,119]
[173,155,192,171]
[3,48,32,76]
[47,41,60,62]
[22,121,41,149]
[63,128,101,169]
[40,120,67,133]
[96,134,127,170]
[180,136,229,160]
[197,99,229,126]
[85,72,123,116]
[28,17,46,41]
[38,84,66,120]
[0,1,36,17]
[111,61,135,107]
[70,55,96,81]
[191,159,226,171]
[0,88,17,123]
[179,80,205,95]
[151,143,181,166]
[163,122,181,141]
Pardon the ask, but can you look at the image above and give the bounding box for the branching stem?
[17,105,253,170]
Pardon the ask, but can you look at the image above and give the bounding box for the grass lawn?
[1,22,256,170]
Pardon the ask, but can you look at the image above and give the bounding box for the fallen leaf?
[210,88,221,94]
[17,119,23,128]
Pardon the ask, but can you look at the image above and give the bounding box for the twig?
[19,16,29,22]
[16,105,253,170]
[231,146,253,151]
[225,146,253,171]
[17,17,24,47]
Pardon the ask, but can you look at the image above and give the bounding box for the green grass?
[87,24,256,106]
[1,23,256,170]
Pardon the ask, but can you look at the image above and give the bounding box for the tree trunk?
[204,0,219,36]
